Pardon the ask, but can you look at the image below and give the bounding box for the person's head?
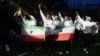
[55,15,60,20]
[69,17,72,20]
[24,14,31,20]
[29,15,35,21]
[46,14,51,20]
[64,16,69,20]
[86,16,91,21]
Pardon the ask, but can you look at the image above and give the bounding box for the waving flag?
[55,24,75,41]
[21,24,46,42]
[76,12,99,34]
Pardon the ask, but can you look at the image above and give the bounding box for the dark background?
[1,0,100,21]
[0,0,100,56]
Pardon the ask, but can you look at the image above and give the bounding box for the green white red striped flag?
[54,23,76,41]
[21,24,46,42]
[21,23,76,42]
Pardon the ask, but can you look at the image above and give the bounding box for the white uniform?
[22,15,37,26]
[64,20,72,27]
[76,15,98,34]
[83,21,98,34]
[58,12,64,27]
[51,13,64,28]
[45,19,55,30]
[40,9,55,30]
[58,12,73,27]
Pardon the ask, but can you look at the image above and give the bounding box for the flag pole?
[10,0,29,15]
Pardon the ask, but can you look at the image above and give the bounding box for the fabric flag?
[21,24,46,42]
[76,12,99,34]
[14,8,22,16]
[55,24,75,41]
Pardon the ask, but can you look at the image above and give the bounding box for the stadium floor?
[11,37,100,56]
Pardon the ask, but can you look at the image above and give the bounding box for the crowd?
[0,2,99,56]
[14,4,99,55]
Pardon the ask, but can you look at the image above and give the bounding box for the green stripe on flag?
[22,23,77,30]
[22,24,45,30]
[64,23,76,28]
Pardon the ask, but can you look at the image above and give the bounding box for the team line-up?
[14,5,99,42]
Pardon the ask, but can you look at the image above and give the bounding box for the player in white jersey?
[81,16,98,34]
[53,13,72,54]
[76,13,99,54]
[39,5,55,30]
[22,14,37,26]
[39,4,56,54]
[52,15,63,29]
[64,16,73,27]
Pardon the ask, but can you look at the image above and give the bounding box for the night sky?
[66,0,100,9]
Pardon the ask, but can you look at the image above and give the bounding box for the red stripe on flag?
[21,35,45,42]
[55,33,74,41]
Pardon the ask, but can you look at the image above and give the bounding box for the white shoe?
[83,48,87,51]
[58,52,63,55]
[66,51,69,54]
[85,51,89,54]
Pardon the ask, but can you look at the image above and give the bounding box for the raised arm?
[95,23,99,34]
[29,15,36,22]
[21,15,26,24]
[39,4,47,23]
[52,15,55,21]
[76,12,86,30]
[29,15,37,25]
[76,12,85,24]
[58,12,64,22]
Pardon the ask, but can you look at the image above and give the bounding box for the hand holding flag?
[39,4,41,9]
[76,11,80,20]
[14,8,22,16]
[58,12,64,22]
[76,11,79,16]
[58,12,61,17]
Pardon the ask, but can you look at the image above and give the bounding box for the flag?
[55,24,75,41]
[14,8,22,16]
[21,23,76,42]
[21,24,46,42]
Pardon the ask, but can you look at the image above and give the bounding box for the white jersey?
[54,20,59,26]
[26,20,36,26]
[45,19,55,30]
[76,14,99,34]
[76,16,99,34]
[52,15,64,28]
[22,15,37,26]
[64,20,72,27]
[40,9,55,30]
[83,21,98,34]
